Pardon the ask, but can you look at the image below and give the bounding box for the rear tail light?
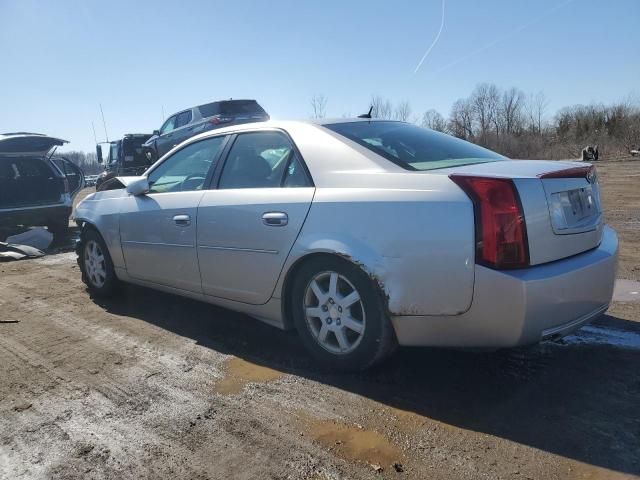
[208,116,233,125]
[450,175,530,269]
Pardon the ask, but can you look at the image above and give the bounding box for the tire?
[78,228,118,297]
[291,256,396,371]
[46,216,69,235]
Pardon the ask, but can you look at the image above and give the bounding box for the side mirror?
[96,145,103,164]
[125,177,150,196]
[153,130,160,136]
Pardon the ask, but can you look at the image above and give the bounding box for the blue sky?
[0,0,638,152]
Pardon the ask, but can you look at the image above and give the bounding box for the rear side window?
[325,121,504,171]
[198,100,266,118]
[175,110,193,128]
[218,131,311,189]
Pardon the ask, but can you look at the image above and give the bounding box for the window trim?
[144,135,230,195]
[175,110,193,129]
[210,128,314,190]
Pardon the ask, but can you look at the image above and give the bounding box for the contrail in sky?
[414,0,446,74]
[431,0,576,76]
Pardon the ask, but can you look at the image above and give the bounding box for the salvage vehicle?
[1,133,84,234]
[74,120,618,370]
[142,99,269,161]
[84,175,99,187]
[95,133,152,190]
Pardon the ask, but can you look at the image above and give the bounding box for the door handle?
[262,212,288,227]
[173,214,191,226]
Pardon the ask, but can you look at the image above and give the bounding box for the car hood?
[0,133,68,157]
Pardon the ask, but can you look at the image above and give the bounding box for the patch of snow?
[561,325,640,350]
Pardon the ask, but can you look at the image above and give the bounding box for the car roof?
[182,118,402,136]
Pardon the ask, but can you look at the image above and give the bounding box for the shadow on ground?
[97,284,640,476]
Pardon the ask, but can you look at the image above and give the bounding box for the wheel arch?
[279,250,390,330]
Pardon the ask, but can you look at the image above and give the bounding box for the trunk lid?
[0,133,68,157]
[440,160,603,266]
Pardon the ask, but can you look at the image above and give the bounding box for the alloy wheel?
[303,271,366,355]
[84,240,107,288]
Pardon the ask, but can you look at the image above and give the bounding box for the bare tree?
[527,91,549,133]
[394,100,412,122]
[470,83,499,142]
[421,109,446,132]
[310,94,328,119]
[370,95,393,119]
[448,98,475,139]
[501,87,525,135]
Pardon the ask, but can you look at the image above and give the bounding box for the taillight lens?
[450,175,530,269]
[209,116,233,125]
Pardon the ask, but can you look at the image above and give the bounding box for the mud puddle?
[214,357,283,395]
[309,420,403,470]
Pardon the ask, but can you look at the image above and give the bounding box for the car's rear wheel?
[79,228,117,296]
[291,256,396,371]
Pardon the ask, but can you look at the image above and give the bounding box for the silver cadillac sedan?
[74,119,618,370]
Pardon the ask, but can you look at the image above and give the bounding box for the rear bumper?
[391,226,618,347]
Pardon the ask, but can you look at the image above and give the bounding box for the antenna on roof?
[99,103,109,142]
[358,105,374,119]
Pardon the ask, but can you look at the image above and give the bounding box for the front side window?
[218,131,310,189]
[147,136,225,193]
[109,143,119,165]
[159,116,177,135]
[324,121,504,171]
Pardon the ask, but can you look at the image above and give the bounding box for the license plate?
[567,187,594,222]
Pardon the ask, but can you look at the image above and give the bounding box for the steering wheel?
[180,173,206,191]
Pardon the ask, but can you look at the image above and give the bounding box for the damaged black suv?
[0,133,84,234]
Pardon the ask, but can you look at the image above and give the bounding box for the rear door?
[197,130,314,304]
[155,115,178,158]
[51,157,84,197]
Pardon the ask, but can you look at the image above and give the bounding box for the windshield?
[325,121,504,171]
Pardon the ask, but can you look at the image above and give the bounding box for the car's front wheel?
[291,256,396,371]
[79,228,117,296]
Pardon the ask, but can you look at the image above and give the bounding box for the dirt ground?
[1,160,639,480]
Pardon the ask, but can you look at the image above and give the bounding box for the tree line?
[57,151,102,175]
[312,84,640,160]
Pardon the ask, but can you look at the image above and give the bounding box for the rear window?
[324,121,504,171]
[198,100,266,118]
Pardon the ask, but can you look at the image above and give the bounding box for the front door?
[155,114,178,158]
[197,130,314,304]
[120,136,227,292]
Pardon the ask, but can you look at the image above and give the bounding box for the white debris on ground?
[562,325,640,349]
[613,279,640,303]
[6,227,53,251]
